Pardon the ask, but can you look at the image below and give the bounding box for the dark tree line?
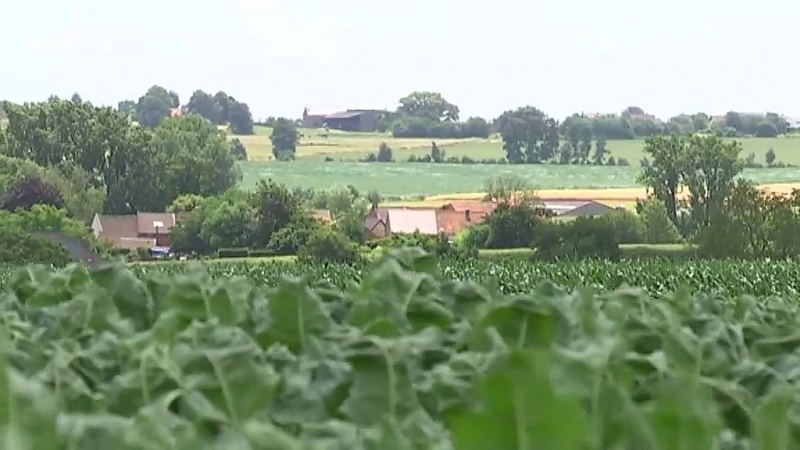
[382,91,490,139]
[0,99,242,217]
[381,92,796,144]
[117,86,254,135]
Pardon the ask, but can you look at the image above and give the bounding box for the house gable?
[92,212,179,249]
[559,201,615,217]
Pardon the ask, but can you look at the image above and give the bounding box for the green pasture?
[238,160,800,196]
[233,126,800,166]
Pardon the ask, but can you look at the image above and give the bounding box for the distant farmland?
[237,160,800,197]
[234,126,800,166]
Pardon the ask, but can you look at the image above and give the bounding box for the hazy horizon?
[3,0,797,121]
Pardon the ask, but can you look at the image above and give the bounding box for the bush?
[453,224,490,249]
[636,198,683,244]
[620,244,698,260]
[485,203,545,249]
[127,247,154,262]
[599,209,646,244]
[390,116,490,139]
[2,173,65,212]
[0,226,71,266]
[217,247,250,258]
[298,227,360,264]
[229,138,248,161]
[377,231,477,259]
[532,217,620,260]
[266,217,320,256]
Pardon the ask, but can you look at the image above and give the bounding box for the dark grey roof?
[325,111,367,119]
[559,201,615,217]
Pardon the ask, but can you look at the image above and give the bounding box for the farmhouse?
[782,116,800,132]
[435,201,497,236]
[540,199,616,217]
[302,107,388,132]
[363,199,617,239]
[365,202,497,238]
[301,107,338,128]
[364,207,439,238]
[91,212,180,249]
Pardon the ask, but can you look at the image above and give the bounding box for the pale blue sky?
[4,0,797,121]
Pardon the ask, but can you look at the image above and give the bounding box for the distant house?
[302,107,338,128]
[91,212,179,249]
[170,107,184,118]
[364,207,439,238]
[711,115,727,125]
[435,201,497,236]
[324,110,380,132]
[364,207,390,238]
[541,200,616,217]
[301,107,387,132]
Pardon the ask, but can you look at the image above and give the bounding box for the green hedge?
[479,245,699,262]
[619,244,698,260]
[217,247,250,258]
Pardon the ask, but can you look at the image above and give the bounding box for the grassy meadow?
[236,125,800,166]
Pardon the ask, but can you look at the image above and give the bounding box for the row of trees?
[450,175,682,258]
[383,92,491,139]
[379,93,796,142]
[0,99,243,217]
[639,134,800,258]
[167,181,375,261]
[117,86,254,134]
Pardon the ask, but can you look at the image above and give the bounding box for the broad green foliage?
[1,251,800,447]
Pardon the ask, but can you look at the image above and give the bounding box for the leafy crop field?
[239,160,800,196]
[3,258,799,296]
[1,252,799,448]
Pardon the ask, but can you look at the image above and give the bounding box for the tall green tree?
[117,100,137,118]
[185,90,221,123]
[496,106,559,163]
[397,91,459,123]
[271,118,299,160]
[681,135,743,231]
[136,85,173,128]
[1,100,130,183]
[638,135,687,225]
[228,102,254,135]
[149,115,242,202]
[250,179,303,247]
[213,91,234,122]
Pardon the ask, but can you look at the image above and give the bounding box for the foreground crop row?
[1,250,799,448]
[3,258,798,296]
